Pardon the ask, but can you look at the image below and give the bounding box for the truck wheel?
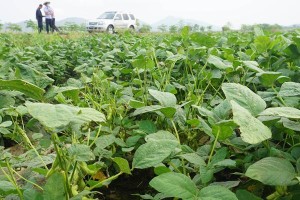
[107,25,114,34]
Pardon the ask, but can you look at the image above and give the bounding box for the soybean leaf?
[245,157,296,186]
[198,185,238,200]
[145,130,178,143]
[179,153,206,166]
[231,101,271,144]
[149,89,177,107]
[43,172,66,200]
[259,107,300,119]
[133,141,178,169]
[256,72,281,87]
[68,144,95,162]
[207,55,233,70]
[113,157,131,174]
[222,83,266,116]
[149,172,198,199]
[279,82,300,97]
[26,102,105,132]
[235,190,262,200]
[282,118,300,131]
[95,134,116,149]
[242,61,264,73]
[0,79,44,100]
[0,181,17,196]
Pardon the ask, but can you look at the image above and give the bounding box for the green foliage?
[6,23,22,32]
[139,24,152,33]
[1,29,300,199]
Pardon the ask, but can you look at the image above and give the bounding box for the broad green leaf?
[145,130,178,143]
[282,118,300,131]
[245,157,296,186]
[154,166,172,175]
[0,181,17,195]
[132,57,155,70]
[235,190,262,200]
[95,134,116,149]
[231,101,271,144]
[209,181,240,189]
[26,102,105,132]
[259,107,300,119]
[256,72,281,86]
[131,105,164,116]
[212,124,234,140]
[113,157,131,174]
[68,144,95,162]
[179,153,206,166]
[149,89,177,107]
[15,64,54,88]
[213,159,236,168]
[129,100,145,108]
[23,189,43,200]
[159,107,177,118]
[242,61,264,73]
[139,120,157,134]
[43,172,66,200]
[198,185,238,200]
[279,82,300,97]
[133,141,178,169]
[149,172,198,199]
[131,105,176,118]
[207,55,233,70]
[222,83,266,116]
[0,95,15,109]
[0,79,44,100]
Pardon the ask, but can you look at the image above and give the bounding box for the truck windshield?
[97,12,117,19]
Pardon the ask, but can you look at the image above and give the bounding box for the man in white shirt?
[43,2,53,33]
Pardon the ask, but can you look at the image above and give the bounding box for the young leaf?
[149,172,198,199]
[245,157,296,186]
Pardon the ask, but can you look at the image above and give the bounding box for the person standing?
[43,1,53,33]
[36,4,44,33]
[50,7,60,32]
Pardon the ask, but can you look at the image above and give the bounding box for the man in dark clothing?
[36,4,44,33]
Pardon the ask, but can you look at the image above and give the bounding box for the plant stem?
[208,129,220,164]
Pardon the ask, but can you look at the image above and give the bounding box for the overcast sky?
[0,0,299,28]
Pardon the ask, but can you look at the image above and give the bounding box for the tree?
[7,23,22,32]
[0,22,3,32]
[207,25,212,31]
[192,24,200,32]
[158,24,167,32]
[139,24,152,33]
[26,19,37,31]
[222,22,232,32]
[200,26,205,32]
[169,25,178,33]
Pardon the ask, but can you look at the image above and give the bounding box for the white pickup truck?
[86,11,137,33]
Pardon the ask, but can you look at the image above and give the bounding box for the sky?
[0,0,299,28]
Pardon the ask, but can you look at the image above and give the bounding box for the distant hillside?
[2,17,87,32]
[151,16,220,31]
[56,17,87,26]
